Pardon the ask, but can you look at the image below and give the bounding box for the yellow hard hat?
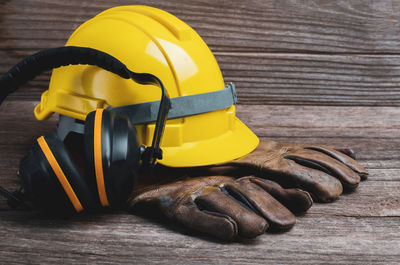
[34,5,259,167]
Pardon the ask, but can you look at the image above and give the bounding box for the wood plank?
[219,53,400,106]
[237,105,400,136]
[3,53,400,106]
[0,0,399,53]
[1,0,400,106]
[310,180,400,217]
[0,211,398,264]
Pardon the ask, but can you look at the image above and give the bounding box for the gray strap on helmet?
[109,82,237,124]
[57,82,237,140]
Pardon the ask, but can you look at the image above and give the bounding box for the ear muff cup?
[84,109,140,208]
[108,110,141,206]
[19,134,95,214]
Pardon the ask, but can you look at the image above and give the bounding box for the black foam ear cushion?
[19,134,95,214]
[84,109,140,208]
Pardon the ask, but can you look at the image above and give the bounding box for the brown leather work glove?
[128,175,312,241]
[176,140,368,202]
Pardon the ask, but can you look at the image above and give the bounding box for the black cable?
[0,186,30,210]
[128,71,170,165]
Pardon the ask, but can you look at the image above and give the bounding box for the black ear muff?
[19,134,95,214]
[0,46,171,214]
[84,109,140,208]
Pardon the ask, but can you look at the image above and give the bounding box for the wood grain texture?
[3,53,400,106]
[1,0,400,106]
[0,212,399,265]
[0,101,399,264]
[0,0,399,53]
[1,0,400,264]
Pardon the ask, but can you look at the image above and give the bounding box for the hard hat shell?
[34,5,259,167]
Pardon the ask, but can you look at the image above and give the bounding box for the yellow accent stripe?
[37,136,84,212]
[94,109,110,207]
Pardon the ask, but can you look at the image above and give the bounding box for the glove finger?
[285,149,361,189]
[195,187,269,239]
[174,199,240,241]
[267,159,343,202]
[248,177,313,214]
[306,146,368,180]
[335,148,356,160]
[223,180,297,230]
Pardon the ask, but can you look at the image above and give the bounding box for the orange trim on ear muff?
[94,109,110,207]
[37,136,84,212]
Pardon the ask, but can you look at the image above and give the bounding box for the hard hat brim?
[158,117,259,167]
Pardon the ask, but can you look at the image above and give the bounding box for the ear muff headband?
[37,136,84,212]
[0,46,171,165]
[94,109,109,207]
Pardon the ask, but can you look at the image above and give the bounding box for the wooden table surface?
[0,1,399,264]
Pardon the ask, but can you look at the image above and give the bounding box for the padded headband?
[0,46,171,165]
